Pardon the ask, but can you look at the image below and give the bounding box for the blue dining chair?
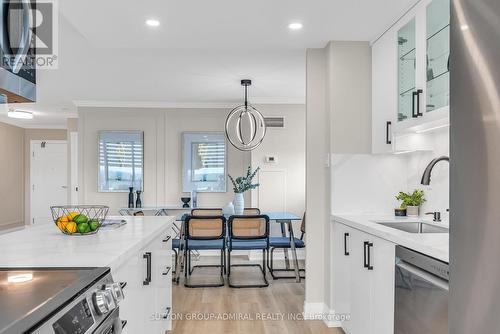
[171,213,189,282]
[227,215,270,288]
[191,208,223,216]
[267,213,306,279]
[173,209,223,277]
[184,215,226,288]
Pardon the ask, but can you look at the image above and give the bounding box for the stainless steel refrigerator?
[450,0,500,332]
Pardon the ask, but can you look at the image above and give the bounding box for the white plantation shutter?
[192,141,225,181]
[99,142,143,168]
[182,132,226,193]
[98,131,143,192]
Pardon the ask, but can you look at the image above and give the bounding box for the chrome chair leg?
[227,249,269,288]
[268,247,305,280]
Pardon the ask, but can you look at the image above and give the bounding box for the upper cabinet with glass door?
[371,0,450,152]
[391,0,450,133]
[426,0,450,113]
[398,19,417,122]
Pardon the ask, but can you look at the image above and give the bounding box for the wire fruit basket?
[50,205,109,235]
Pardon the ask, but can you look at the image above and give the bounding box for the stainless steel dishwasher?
[394,246,449,334]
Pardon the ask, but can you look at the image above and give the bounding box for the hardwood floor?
[171,256,344,334]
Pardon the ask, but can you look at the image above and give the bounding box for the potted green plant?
[396,190,426,217]
[228,166,260,215]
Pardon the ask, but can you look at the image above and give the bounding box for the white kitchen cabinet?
[332,222,352,322]
[368,232,395,334]
[371,28,397,154]
[113,231,173,334]
[346,227,372,334]
[332,221,395,334]
[371,0,449,143]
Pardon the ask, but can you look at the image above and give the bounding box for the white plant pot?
[233,193,244,215]
[406,206,420,217]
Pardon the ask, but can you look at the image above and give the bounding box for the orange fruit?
[67,212,79,221]
[58,216,69,223]
[57,220,68,231]
[65,222,77,234]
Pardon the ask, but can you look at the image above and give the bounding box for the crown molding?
[73,98,305,109]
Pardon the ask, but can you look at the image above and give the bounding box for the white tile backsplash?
[331,154,408,214]
[331,127,450,219]
[407,128,450,218]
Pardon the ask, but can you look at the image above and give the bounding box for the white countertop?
[332,214,449,263]
[0,216,175,270]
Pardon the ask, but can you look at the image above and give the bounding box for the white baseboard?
[303,302,342,328]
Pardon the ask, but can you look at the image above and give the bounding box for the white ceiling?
[2,0,417,128]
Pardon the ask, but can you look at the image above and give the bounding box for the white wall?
[164,108,251,208]
[305,47,330,312]
[78,108,166,213]
[0,122,24,229]
[328,42,372,153]
[305,42,373,316]
[250,104,306,237]
[78,106,305,215]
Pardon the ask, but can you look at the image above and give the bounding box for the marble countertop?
[332,214,449,263]
[0,216,175,270]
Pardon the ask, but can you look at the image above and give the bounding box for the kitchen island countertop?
[0,216,175,270]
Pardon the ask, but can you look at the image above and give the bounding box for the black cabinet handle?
[344,233,350,256]
[121,320,128,329]
[386,121,392,145]
[143,252,152,285]
[162,235,171,243]
[412,91,418,118]
[416,89,423,117]
[363,242,368,268]
[364,242,374,270]
[162,307,171,319]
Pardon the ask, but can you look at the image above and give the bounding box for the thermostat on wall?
[265,156,277,163]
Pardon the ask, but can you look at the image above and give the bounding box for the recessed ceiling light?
[146,19,160,27]
[460,24,469,31]
[8,109,33,119]
[288,22,303,31]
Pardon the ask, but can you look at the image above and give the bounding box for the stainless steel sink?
[377,221,448,234]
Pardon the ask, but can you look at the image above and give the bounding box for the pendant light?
[225,80,266,151]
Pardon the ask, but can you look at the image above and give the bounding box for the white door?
[30,141,68,225]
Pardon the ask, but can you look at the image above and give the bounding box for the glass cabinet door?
[426,0,450,112]
[398,19,416,122]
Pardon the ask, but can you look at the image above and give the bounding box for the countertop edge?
[331,214,449,263]
[107,216,174,270]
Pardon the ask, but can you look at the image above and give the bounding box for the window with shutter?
[98,131,144,192]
